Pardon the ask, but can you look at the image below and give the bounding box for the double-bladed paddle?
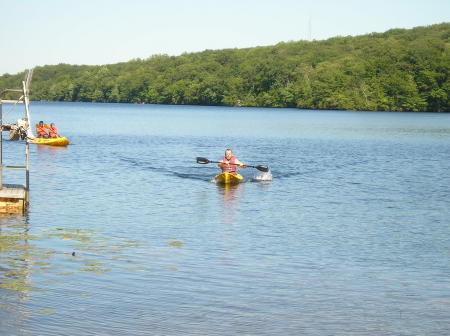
[196,157,269,172]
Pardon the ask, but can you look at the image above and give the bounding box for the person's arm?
[235,158,246,168]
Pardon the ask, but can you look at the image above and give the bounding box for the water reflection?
[0,215,32,311]
[216,183,244,225]
[255,180,272,191]
[1,219,150,333]
[35,144,68,154]
[34,144,68,173]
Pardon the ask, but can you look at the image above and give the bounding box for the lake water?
[1,102,449,335]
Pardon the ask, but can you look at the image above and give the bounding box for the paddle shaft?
[196,157,268,172]
[207,160,258,169]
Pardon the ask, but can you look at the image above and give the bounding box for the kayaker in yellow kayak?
[48,123,60,138]
[218,149,246,174]
[36,121,49,138]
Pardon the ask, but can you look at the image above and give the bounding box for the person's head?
[225,149,233,159]
[39,121,44,126]
[50,123,55,127]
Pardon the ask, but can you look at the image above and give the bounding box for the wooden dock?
[0,184,28,214]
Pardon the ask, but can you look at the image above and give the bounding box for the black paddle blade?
[196,157,210,164]
[255,165,269,172]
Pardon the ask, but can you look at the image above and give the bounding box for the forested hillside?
[1,23,449,112]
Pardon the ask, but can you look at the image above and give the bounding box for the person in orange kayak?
[48,123,59,138]
[36,121,48,138]
[218,149,246,174]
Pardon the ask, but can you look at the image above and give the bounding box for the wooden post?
[25,137,30,207]
[0,101,3,190]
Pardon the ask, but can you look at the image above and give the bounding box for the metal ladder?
[0,69,33,213]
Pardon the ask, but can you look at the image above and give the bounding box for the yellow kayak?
[30,137,70,146]
[215,172,244,184]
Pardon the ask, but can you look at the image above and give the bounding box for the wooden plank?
[0,184,26,199]
[1,89,23,93]
[1,99,24,104]
[0,198,25,214]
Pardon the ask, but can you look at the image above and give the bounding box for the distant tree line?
[1,23,448,112]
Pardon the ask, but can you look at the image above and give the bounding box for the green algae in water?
[0,279,34,291]
[123,267,146,272]
[168,241,184,247]
[42,279,62,284]
[0,234,38,253]
[1,226,144,295]
[56,271,75,276]
[83,260,106,267]
[119,240,142,247]
[164,266,178,271]
[44,228,96,242]
[38,309,55,314]
[3,269,28,277]
[80,266,111,274]
[0,304,13,311]
[0,226,40,293]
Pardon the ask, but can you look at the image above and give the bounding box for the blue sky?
[0,0,448,75]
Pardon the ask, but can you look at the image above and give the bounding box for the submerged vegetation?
[1,220,186,315]
[0,224,179,302]
[0,23,449,112]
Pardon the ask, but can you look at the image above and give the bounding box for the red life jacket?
[36,125,48,137]
[221,155,237,174]
[48,126,58,138]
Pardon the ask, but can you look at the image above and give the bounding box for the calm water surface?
[0,102,449,335]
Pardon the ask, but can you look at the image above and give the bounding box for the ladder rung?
[2,165,27,170]
[1,99,24,104]
[2,89,23,93]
